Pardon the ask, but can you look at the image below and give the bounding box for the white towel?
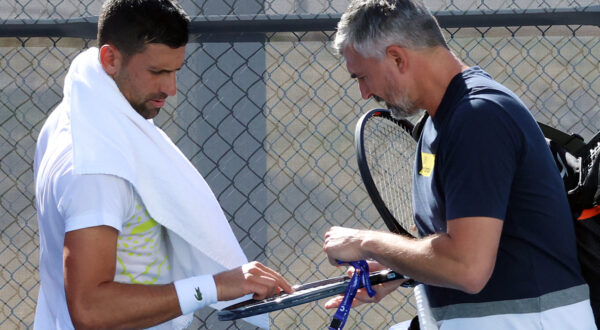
[62,47,268,329]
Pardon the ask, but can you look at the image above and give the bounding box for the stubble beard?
[131,102,160,120]
[113,70,163,120]
[373,94,419,119]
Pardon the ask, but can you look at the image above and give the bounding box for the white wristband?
[174,274,218,315]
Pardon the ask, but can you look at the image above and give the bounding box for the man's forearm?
[323,226,459,286]
[66,261,292,329]
[66,281,181,329]
[359,217,501,293]
[360,230,472,290]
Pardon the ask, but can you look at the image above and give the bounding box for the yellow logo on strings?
[419,152,435,177]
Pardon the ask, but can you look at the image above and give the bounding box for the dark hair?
[334,0,447,59]
[97,0,190,57]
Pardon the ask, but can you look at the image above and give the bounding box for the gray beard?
[373,95,419,119]
[386,102,417,119]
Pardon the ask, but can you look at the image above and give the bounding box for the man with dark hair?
[34,0,291,329]
[322,0,596,328]
[97,0,190,57]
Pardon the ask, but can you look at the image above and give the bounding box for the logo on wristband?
[195,287,203,301]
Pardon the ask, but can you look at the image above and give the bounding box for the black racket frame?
[217,269,407,321]
[354,109,417,237]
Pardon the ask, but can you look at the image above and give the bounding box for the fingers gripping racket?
[355,109,438,330]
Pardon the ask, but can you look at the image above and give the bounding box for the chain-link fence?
[1,0,599,329]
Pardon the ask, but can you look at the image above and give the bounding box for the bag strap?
[412,111,429,141]
[538,122,587,157]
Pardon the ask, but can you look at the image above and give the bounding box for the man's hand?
[323,226,369,265]
[323,261,406,309]
[213,261,294,301]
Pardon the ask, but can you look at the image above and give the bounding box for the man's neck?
[415,48,468,117]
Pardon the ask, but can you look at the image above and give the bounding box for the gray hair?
[333,0,447,59]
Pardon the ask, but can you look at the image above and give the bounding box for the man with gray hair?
[322,0,596,328]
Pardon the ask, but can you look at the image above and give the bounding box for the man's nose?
[161,72,177,96]
[359,81,372,100]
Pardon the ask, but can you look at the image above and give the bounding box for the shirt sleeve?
[56,173,134,232]
[440,99,521,221]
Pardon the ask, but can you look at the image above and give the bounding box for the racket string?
[364,117,416,237]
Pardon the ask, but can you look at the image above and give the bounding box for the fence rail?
[2,6,599,38]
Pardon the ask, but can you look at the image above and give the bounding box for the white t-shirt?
[115,192,172,285]
[34,109,172,329]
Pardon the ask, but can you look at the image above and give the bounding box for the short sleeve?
[441,99,521,221]
[56,173,134,232]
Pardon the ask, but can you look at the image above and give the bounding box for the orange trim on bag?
[578,206,600,220]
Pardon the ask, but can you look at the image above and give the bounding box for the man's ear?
[99,44,121,76]
[386,45,408,73]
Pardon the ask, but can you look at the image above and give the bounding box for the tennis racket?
[355,109,419,237]
[217,268,411,321]
[217,109,418,322]
[355,108,438,330]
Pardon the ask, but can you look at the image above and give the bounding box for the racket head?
[355,109,418,238]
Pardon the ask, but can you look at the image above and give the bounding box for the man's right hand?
[213,261,294,301]
[323,260,406,309]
